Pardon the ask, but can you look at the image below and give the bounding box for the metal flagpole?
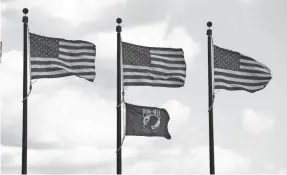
[22,8,29,175]
[116,17,122,175]
[207,21,215,174]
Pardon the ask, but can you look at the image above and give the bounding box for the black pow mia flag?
[125,103,171,139]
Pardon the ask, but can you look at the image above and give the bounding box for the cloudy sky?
[1,0,287,174]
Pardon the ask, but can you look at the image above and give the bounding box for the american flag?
[213,45,272,93]
[122,42,186,87]
[30,33,96,82]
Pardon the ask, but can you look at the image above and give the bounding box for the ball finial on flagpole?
[207,21,212,28]
[23,8,29,15]
[116,18,122,24]
[116,18,122,33]
[206,21,212,36]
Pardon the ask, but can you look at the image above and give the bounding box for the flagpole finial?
[116,18,122,24]
[22,8,29,23]
[116,18,122,33]
[207,21,212,36]
[207,21,212,28]
[23,8,29,15]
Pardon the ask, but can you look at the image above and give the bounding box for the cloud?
[237,0,257,5]
[0,51,22,97]
[162,100,191,122]
[278,169,286,174]
[1,80,118,148]
[159,146,183,156]
[214,146,252,173]
[0,51,23,148]
[2,0,127,26]
[127,161,157,174]
[188,146,252,174]
[1,145,117,173]
[0,2,3,40]
[242,108,275,134]
[1,144,136,173]
[1,146,22,166]
[124,146,251,174]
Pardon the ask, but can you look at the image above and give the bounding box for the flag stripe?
[151,60,186,68]
[215,78,270,86]
[123,65,186,74]
[215,86,265,93]
[240,60,267,69]
[32,67,95,73]
[238,68,270,74]
[123,75,185,83]
[58,51,95,56]
[59,54,95,60]
[150,54,185,62]
[214,82,266,93]
[59,48,96,54]
[124,78,183,84]
[31,57,94,66]
[32,73,95,82]
[59,40,94,46]
[31,57,94,63]
[59,45,95,50]
[150,57,185,64]
[123,72,185,81]
[31,71,95,77]
[214,72,271,80]
[214,75,271,83]
[151,53,184,58]
[123,68,186,77]
[151,64,186,71]
[240,65,269,73]
[214,68,271,78]
[31,63,94,70]
[150,48,183,54]
[124,82,182,87]
[124,81,183,87]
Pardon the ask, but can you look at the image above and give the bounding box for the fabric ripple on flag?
[122,42,186,87]
[213,45,272,93]
[29,33,96,82]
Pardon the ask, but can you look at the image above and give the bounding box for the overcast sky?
[1,0,287,174]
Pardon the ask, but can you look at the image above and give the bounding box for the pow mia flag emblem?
[125,103,171,139]
[142,108,161,133]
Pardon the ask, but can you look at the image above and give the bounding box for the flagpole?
[207,21,215,175]
[22,8,29,175]
[116,17,122,175]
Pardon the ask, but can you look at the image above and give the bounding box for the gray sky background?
[1,0,287,174]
